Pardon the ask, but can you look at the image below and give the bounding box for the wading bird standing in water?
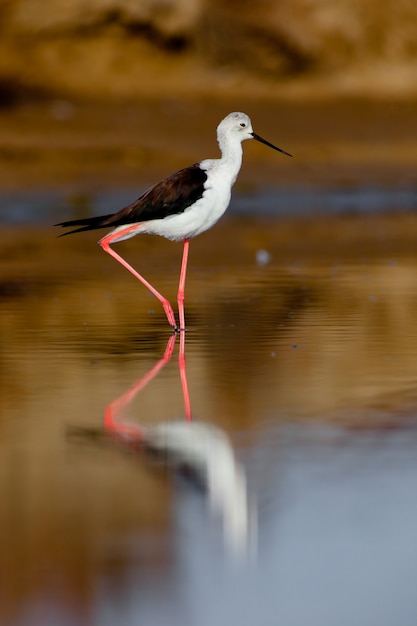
[56,112,292,331]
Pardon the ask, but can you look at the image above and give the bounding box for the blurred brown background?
[1,0,417,99]
[0,0,417,193]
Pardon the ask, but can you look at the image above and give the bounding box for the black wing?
[56,164,208,236]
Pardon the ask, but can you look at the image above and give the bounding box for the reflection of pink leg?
[100,229,178,329]
[179,329,192,422]
[177,239,189,332]
[104,333,177,442]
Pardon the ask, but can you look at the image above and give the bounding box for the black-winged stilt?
[56,111,292,330]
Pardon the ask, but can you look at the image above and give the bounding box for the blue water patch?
[231,187,417,216]
[1,187,417,224]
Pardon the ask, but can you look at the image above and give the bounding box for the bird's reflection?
[103,331,255,558]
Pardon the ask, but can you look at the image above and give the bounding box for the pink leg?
[104,333,177,442]
[179,329,192,421]
[177,239,190,331]
[100,229,178,329]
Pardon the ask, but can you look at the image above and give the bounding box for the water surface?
[1,206,417,625]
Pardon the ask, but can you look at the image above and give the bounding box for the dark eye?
[240,122,246,128]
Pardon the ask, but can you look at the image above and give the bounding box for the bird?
[56,111,292,331]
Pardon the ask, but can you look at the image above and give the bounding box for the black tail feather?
[55,213,115,237]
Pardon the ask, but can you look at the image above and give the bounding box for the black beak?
[251,133,292,157]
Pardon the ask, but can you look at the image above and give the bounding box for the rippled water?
[2,201,417,625]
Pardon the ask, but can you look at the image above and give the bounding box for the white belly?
[152,192,230,241]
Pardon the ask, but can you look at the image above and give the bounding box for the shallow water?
[2,204,417,625]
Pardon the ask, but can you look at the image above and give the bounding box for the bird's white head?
[217,111,292,157]
[217,112,254,144]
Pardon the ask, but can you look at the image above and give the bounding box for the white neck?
[217,130,243,185]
